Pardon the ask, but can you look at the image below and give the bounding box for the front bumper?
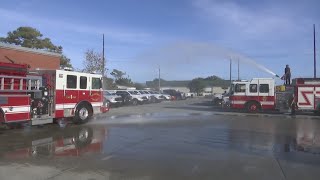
[137,97,148,102]
[109,99,123,104]
[155,95,165,100]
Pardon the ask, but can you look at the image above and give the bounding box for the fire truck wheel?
[74,104,92,124]
[247,102,260,113]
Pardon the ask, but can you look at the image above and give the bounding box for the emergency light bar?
[62,67,73,71]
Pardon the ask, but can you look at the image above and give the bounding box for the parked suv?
[162,89,186,100]
[138,90,153,103]
[115,90,148,106]
[103,91,123,107]
[148,91,165,102]
[212,91,228,106]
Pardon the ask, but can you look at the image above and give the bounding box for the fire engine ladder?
[0,75,42,91]
[0,75,53,125]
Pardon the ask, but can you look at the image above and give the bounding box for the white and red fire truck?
[228,77,320,113]
[0,62,109,126]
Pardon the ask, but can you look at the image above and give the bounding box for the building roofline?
[0,42,61,57]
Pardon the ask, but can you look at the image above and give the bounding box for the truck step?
[31,117,53,125]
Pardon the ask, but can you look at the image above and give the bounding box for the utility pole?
[237,58,240,81]
[102,34,106,90]
[230,58,232,85]
[158,66,161,93]
[314,24,317,78]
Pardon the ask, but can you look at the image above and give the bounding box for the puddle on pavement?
[0,115,319,166]
[92,112,215,125]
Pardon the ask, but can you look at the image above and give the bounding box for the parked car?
[212,91,228,106]
[116,90,148,105]
[162,93,172,100]
[185,92,196,98]
[147,91,165,102]
[115,90,132,105]
[103,91,123,107]
[138,90,153,103]
[132,90,149,104]
[162,89,186,100]
[212,93,223,105]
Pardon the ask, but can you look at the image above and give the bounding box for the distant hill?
[146,76,230,88]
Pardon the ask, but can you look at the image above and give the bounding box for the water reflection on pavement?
[0,113,320,180]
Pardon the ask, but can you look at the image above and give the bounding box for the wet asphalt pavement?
[1,98,320,180]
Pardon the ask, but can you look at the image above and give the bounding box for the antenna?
[237,58,240,81]
[158,65,161,93]
[314,24,317,78]
[229,58,232,85]
[102,34,106,90]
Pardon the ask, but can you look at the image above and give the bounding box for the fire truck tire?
[246,102,260,113]
[74,104,92,124]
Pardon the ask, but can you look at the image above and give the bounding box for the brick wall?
[0,43,61,70]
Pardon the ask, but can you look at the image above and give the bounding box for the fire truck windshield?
[92,77,102,89]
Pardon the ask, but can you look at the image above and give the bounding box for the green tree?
[104,77,117,90]
[204,75,223,81]
[146,78,166,88]
[115,77,134,86]
[188,78,206,94]
[110,69,126,80]
[60,55,72,68]
[0,26,72,68]
[110,69,134,86]
[83,49,111,89]
[133,83,145,90]
[0,26,61,52]
[83,49,105,74]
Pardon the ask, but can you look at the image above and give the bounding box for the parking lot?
[1,97,320,180]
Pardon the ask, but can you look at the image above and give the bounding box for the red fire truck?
[0,62,109,126]
[228,78,320,113]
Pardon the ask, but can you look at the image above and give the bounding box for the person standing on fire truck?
[284,64,291,85]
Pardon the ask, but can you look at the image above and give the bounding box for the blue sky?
[0,0,320,83]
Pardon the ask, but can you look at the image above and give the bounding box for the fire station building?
[0,42,61,70]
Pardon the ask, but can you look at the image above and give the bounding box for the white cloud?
[0,8,154,44]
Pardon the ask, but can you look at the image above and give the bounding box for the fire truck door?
[78,76,90,101]
[89,76,102,107]
[63,75,79,111]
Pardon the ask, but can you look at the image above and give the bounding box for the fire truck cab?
[229,78,275,112]
[0,62,109,126]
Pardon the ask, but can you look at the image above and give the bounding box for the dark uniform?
[285,65,291,85]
